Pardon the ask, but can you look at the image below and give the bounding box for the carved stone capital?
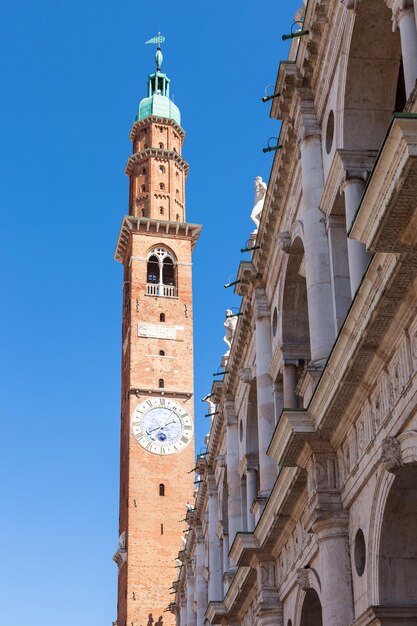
[382,436,403,472]
[195,525,205,544]
[239,366,255,384]
[253,287,270,320]
[296,568,311,590]
[206,470,218,495]
[216,454,226,468]
[277,231,291,253]
[390,1,415,30]
[224,398,238,425]
[297,98,321,142]
[341,0,360,10]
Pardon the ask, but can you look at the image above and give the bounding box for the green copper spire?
[137,34,181,126]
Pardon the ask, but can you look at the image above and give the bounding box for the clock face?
[131,397,193,455]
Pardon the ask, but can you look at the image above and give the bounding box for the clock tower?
[113,40,201,626]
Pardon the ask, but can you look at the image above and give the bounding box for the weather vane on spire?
[145,32,165,72]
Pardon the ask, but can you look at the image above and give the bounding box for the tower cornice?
[130,116,186,141]
[114,216,202,263]
[125,147,190,177]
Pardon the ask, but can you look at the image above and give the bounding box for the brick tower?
[113,39,201,626]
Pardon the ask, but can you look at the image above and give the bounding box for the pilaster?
[253,287,278,496]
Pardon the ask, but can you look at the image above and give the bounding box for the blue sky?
[0,1,300,624]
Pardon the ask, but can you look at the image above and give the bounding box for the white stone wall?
[173,2,417,625]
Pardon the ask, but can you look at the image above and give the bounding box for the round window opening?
[272,307,278,337]
[326,110,335,154]
[239,420,243,443]
[354,528,366,576]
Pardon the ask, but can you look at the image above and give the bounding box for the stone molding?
[350,116,417,253]
[320,149,377,219]
[352,605,417,625]
[267,410,317,466]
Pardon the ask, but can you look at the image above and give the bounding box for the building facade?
[113,43,201,626]
[173,2,417,625]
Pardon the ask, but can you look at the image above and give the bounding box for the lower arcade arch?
[379,466,417,606]
[300,588,323,626]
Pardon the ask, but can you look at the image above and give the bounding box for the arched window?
[176,189,180,197]
[159,350,165,356]
[159,484,165,496]
[141,168,146,175]
[160,207,164,215]
[175,171,179,178]
[159,378,165,388]
[147,255,159,283]
[159,183,165,191]
[159,142,164,149]
[162,257,175,286]
[159,165,165,174]
[160,313,165,322]
[146,248,177,297]
[141,209,146,217]
[141,184,146,193]
[176,213,180,221]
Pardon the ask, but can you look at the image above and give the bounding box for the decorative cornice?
[129,387,193,399]
[125,147,189,177]
[129,115,185,140]
[350,115,417,253]
[114,216,202,263]
[267,410,317,466]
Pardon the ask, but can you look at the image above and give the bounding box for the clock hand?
[146,419,176,435]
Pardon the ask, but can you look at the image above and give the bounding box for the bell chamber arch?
[146,246,177,297]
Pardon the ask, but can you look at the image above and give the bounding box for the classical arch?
[339,0,405,151]
[146,246,177,297]
[281,236,311,359]
[378,465,417,605]
[369,432,417,605]
[245,378,259,459]
[300,589,323,626]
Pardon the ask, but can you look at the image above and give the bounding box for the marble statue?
[250,176,267,232]
[224,309,238,354]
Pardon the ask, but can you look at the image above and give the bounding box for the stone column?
[326,214,351,332]
[240,476,248,532]
[223,399,241,560]
[298,110,334,365]
[273,379,284,424]
[312,514,354,626]
[283,362,298,408]
[195,527,207,626]
[186,561,196,626]
[180,594,187,626]
[246,466,258,531]
[222,532,230,593]
[207,472,222,602]
[394,3,417,98]
[343,177,371,296]
[253,287,278,495]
